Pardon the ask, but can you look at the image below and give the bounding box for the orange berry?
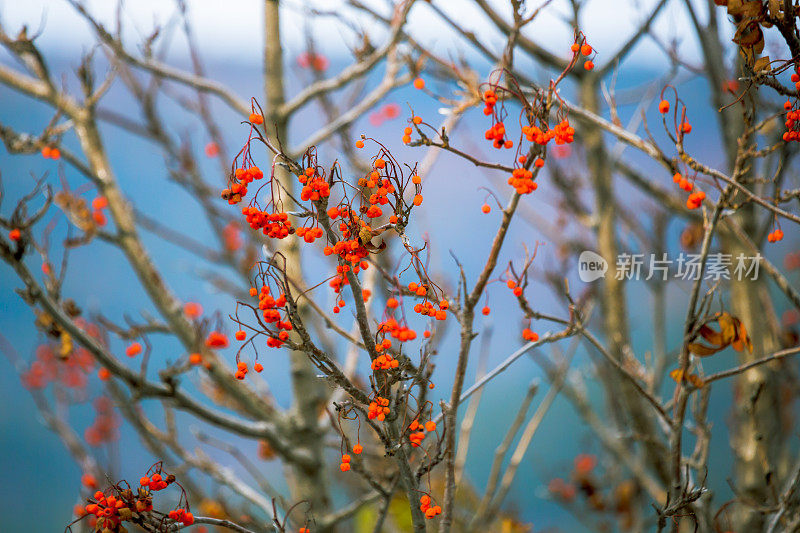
[235,330,246,341]
[98,368,111,381]
[482,306,490,315]
[254,362,263,372]
[125,342,142,357]
[413,194,423,206]
[584,60,594,70]
[249,113,264,125]
[184,302,203,318]
[413,77,425,89]
[658,100,670,114]
[352,444,363,454]
[355,140,364,148]
[91,196,108,210]
[92,210,106,226]
[8,229,21,241]
[412,116,422,125]
[189,353,202,365]
[205,331,229,349]
[481,203,491,213]
[340,463,351,472]
[581,44,592,56]
[570,43,580,53]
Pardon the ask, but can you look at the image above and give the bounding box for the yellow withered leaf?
[670,369,705,388]
[688,312,752,356]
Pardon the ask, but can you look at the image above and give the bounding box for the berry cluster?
[407,281,448,320]
[85,397,120,447]
[521,120,575,146]
[408,418,436,447]
[783,97,800,142]
[22,343,94,390]
[484,121,514,149]
[222,166,264,205]
[570,40,595,70]
[401,115,424,145]
[41,145,61,159]
[368,396,390,421]
[378,316,418,343]
[371,350,399,371]
[91,195,108,227]
[205,331,229,349]
[339,453,352,472]
[78,467,191,532]
[299,167,331,202]
[508,167,538,195]
[358,158,398,218]
[243,207,293,239]
[167,508,195,526]
[252,285,292,348]
[672,172,705,210]
[296,225,324,243]
[522,328,539,342]
[419,494,442,519]
[482,88,498,115]
[768,228,784,243]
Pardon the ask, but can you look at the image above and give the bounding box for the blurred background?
[0,1,798,531]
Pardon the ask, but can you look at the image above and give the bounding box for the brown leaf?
[726,0,744,14]
[699,324,725,345]
[728,0,764,18]
[754,55,772,73]
[688,342,725,357]
[733,20,763,48]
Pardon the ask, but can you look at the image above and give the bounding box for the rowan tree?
[1,1,799,532]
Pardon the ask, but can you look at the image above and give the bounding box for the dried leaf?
[688,342,724,357]
[733,20,763,48]
[726,0,744,14]
[670,368,705,387]
[754,55,772,73]
[688,312,752,356]
[718,312,738,345]
[768,0,781,17]
[731,318,753,352]
[699,324,725,345]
